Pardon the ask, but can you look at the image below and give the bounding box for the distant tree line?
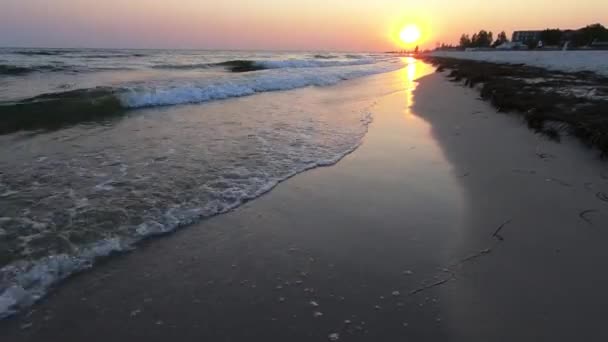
[541,24,608,47]
[452,23,607,50]
[459,30,509,48]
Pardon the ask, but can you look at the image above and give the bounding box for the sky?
[0,0,606,51]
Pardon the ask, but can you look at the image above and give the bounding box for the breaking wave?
[153,58,377,72]
[0,61,401,134]
[0,64,69,76]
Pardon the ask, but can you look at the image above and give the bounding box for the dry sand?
[2,62,608,341]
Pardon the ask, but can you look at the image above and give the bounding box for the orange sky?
[1,0,606,51]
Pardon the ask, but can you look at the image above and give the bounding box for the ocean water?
[0,48,405,317]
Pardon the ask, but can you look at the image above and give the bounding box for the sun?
[399,25,421,45]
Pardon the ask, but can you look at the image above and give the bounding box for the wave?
[12,50,66,56]
[0,88,124,134]
[0,65,32,76]
[82,53,147,59]
[121,61,399,107]
[152,63,213,70]
[0,109,373,319]
[0,64,68,76]
[313,54,338,59]
[256,58,375,69]
[153,58,377,72]
[0,61,401,134]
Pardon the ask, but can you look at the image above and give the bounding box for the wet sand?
[2,62,608,341]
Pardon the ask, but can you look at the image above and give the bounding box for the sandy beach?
[2,61,608,341]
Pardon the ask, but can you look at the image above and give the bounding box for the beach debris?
[310,300,319,307]
[392,291,401,297]
[596,192,608,203]
[409,272,455,296]
[397,302,404,307]
[130,309,142,317]
[295,280,303,285]
[313,311,324,318]
[328,333,340,341]
[536,152,554,160]
[344,320,352,325]
[278,297,286,303]
[374,305,382,310]
[403,270,414,275]
[20,322,33,330]
[155,320,164,325]
[379,296,385,300]
[275,285,283,290]
[231,264,237,269]
[492,219,512,241]
[459,248,492,264]
[579,209,598,225]
[403,322,409,327]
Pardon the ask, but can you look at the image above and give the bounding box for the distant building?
[512,31,542,43]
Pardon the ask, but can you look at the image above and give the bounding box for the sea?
[0,48,405,317]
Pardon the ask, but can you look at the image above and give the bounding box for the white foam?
[0,107,376,319]
[119,62,401,108]
[257,58,375,69]
[0,237,123,319]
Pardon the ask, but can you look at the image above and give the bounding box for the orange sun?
[399,25,421,45]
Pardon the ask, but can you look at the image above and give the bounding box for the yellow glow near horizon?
[400,25,422,45]
[2,1,607,51]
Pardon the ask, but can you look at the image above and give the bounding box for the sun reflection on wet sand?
[400,57,436,118]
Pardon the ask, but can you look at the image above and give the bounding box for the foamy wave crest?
[0,61,400,135]
[121,62,400,107]
[0,238,124,318]
[152,58,377,72]
[256,58,375,69]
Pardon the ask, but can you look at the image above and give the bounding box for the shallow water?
[0,48,408,317]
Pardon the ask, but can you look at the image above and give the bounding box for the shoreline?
[2,64,608,341]
[420,56,608,155]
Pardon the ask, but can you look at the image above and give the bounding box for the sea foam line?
[0,109,376,319]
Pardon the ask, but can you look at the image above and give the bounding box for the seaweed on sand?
[421,56,608,155]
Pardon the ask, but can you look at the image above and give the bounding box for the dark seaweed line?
[420,56,608,156]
